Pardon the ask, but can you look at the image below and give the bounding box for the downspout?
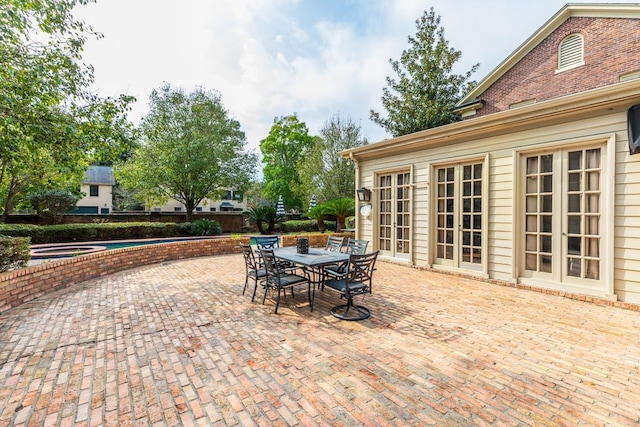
[349,152,361,240]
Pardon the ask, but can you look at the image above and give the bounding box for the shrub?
[189,219,222,236]
[0,222,191,244]
[27,189,80,224]
[0,235,31,272]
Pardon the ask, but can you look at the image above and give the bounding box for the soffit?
[342,78,640,161]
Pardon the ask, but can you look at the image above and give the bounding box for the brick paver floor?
[1,254,639,426]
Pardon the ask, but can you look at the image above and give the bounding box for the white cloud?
[75,0,623,163]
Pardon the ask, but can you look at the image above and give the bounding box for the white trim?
[557,33,584,72]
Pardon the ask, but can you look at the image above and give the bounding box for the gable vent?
[558,33,584,71]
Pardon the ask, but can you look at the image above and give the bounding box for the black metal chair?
[260,249,313,314]
[325,235,344,252]
[239,243,267,302]
[323,251,379,321]
[323,238,370,285]
[344,238,368,254]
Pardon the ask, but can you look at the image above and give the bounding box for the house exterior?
[74,166,247,214]
[342,4,640,304]
[74,165,114,214]
[149,190,247,213]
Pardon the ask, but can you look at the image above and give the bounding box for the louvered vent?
[558,34,584,70]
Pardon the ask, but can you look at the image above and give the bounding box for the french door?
[434,162,484,271]
[522,146,602,284]
[378,171,411,260]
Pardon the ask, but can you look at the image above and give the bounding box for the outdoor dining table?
[272,246,350,307]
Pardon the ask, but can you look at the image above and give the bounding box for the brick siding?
[474,17,640,117]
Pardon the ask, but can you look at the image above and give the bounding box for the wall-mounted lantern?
[356,187,371,202]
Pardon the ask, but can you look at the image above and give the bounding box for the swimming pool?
[30,237,220,259]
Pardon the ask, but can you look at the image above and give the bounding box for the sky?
[74,0,625,157]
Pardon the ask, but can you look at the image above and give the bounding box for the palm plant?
[324,198,355,232]
[246,205,283,234]
[304,204,328,233]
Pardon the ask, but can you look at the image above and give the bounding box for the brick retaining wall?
[0,234,351,314]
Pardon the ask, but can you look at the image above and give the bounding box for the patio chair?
[323,251,379,321]
[239,243,267,302]
[325,235,344,252]
[254,235,280,249]
[260,248,313,314]
[323,238,370,287]
[344,238,368,254]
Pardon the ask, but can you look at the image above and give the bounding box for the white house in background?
[149,190,247,213]
[74,166,247,214]
[74,165,114,214]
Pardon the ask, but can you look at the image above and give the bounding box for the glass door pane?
[460,164,483,266]
[524,154,554,273]
[378,175,392,252]
[436,167,455,261]
[566,148,601,280]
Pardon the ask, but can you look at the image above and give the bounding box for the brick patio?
[0,254,639,426]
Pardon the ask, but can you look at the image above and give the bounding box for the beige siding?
[357,108,640,303]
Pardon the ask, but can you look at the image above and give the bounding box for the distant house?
[74,165,114,214]
[149,190,247,213]
[342,4,640,304]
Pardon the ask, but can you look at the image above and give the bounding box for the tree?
[298,115,367,208]
[370,7,479,137]
[324,198,355,232]
[0,0,136,220]
[116,84,257,221]
[27,189,80,224]
[260,115,315,210]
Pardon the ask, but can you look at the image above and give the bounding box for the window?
[89,185,99,197]
[557,33,584,71]
[174,207,182,212]
[377,171,411,260]
[522,146,603,282]
[433,161,485,271]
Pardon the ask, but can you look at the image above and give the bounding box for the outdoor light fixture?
[356,187,371,202]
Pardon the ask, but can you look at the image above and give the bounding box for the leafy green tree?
[116,84,257,221]
[303,204,328,233]
[27,189,80,224]
[260,115,315,210]
[298,116,367,209]
[370,7,479,137]
[324,198,355,232]
[246,205,282,235]
[0,0,136,220]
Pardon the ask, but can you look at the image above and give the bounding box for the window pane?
[568,237,581,255]
[463,165,472,180]
[526,254,537,270]
[542,196,553,213]
[541,235,552,253]
[541,215,552,233]
[586,260,599,280]
[541,155,553,172]
[568,258,581,277]
[586,194,599,213]
[586,171,599,191]
[527,157,538,174]
[526,176,538,193]
[568,151,582,170]
[463,215,471,229]
[447,183,454,197]
[568,194,581,212]
[526,234,537,251]
[540,256,552,273]
[585,215,599,235]
[586,237,599,257]
[568,215,581,234]
[568,173,581,191]
[474,164,483,179]
[542,175,553,193]
[473,198,481,212]
[463,232,470,246]
[473,215,482,229]
[586,149,600,169]
[526,196,538,212]
[463,182,471,196]
[446,230,453,244]
[526,215,537,232]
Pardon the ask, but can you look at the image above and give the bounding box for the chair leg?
[251,277,259,302]
[242,275,249,295]
[330,296,370,321]
[274,287,282,313]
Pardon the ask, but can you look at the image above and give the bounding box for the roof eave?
[342,78,640,160]
[457,3,640,107]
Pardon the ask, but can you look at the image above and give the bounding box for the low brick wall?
[0,233,350,314]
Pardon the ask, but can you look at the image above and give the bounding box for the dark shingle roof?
[83,166,115,185]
